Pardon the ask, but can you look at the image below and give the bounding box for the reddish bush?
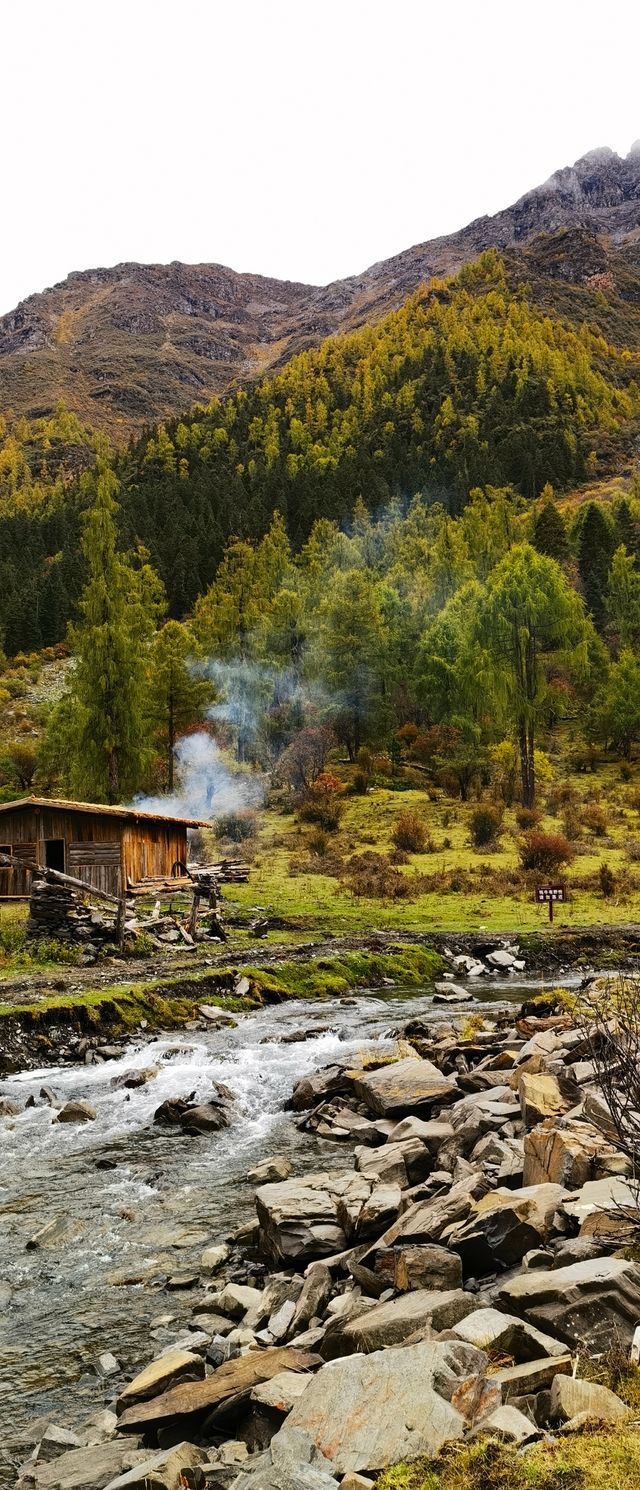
[519,831,575,874]
[411,724,462,765]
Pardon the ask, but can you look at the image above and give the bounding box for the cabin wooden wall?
[121,824,188,885]
[0,809,189,898]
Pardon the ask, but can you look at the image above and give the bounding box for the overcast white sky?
[2,0,640,315]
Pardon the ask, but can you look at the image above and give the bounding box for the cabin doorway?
[44,839,65,873]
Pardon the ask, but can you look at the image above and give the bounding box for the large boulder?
[285,1341,485,1472]
[255,1173,349,1264]
[16,1443,149,1490]
[351,1059,457,1117]
[517,1072,572,1128]
[523,1121,618,1188]
[549,1373,631,1425]
[449,1183,566,1273]
[248,1157,294,1185]
[320,1288,478,1358]
[451,1306,568,1361]
[116,1350,205,1412]
[54,1101,97,1124]
[234,1427,338,1490]
[561,1176,638,1231]
[498,1256,640,1351]
[359,1171,488,1271]
[374,1243,463,1293]
[101,1443,207,1490]
[117,1347,321,1433]
[153,1087,234,1134]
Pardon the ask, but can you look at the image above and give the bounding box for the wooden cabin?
[0,797,208,899]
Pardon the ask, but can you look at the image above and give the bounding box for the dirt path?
[2,923,639,1007]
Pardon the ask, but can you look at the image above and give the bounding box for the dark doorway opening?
[44,839,65,872]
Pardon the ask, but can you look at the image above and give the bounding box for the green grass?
[224,766,640,935]
[0,943,444,1025]
[378,1431,640,1490]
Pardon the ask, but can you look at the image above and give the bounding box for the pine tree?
[479,544,591,806]
[532,494,569,563]
[149,621,213,788]
[63,465,158,802]
[606,545,640,651]
[576,503,615,631]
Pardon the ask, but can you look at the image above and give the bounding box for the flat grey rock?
[285,1341,477,1472]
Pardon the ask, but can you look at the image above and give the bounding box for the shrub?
[351,770,370,795]
[562,805,582,840]
[515,805,541,830]
[308,828,330,857]
[581,803,608,837]
[392,811,429,853]
[469,804,503,848]
[519,830,575,874]
[620,761,633,782]
[546,779,578,813]
[214,810,258,842]
[298,798,343,831]
[344,851,412,899]
[298,775,344,831]
[599,862,616,898]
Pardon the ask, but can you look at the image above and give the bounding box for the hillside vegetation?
[1,251,638,650]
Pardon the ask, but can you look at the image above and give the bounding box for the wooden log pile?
[127,860,249,895]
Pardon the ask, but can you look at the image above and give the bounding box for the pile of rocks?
[28,880,118,948]
[13,985,640,1490]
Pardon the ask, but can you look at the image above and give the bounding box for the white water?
[0,979,544,1446]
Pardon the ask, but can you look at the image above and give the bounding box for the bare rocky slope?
[2,144,640,436]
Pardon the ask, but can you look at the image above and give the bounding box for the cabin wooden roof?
[0,796,209,829]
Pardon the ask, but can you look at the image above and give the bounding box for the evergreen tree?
[576,502,615,631]
[532,493,569,563]
[606,545,640,652]
[614,496,638,556]
[479,544,590,806]
[315,569,390,757]
[149,621,213,788]
[593,651,640,758]
[62,466,158,802]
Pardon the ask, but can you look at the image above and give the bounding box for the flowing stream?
[0,977,567,1450]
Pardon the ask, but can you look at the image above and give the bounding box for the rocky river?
[0,977,535,1452]
[5,961,638,1490]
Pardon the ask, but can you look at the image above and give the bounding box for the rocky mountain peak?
[3,143,640,436]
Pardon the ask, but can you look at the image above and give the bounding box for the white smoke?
[134,731,265,822]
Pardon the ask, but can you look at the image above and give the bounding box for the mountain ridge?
[2,144,640,436]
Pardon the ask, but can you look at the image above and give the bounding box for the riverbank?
[1,923,639,1073]
[6,969,640,1490]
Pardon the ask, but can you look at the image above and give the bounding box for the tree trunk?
[168,694,175,790]
[107,749,120,805]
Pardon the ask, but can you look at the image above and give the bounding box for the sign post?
[535,884,566,923]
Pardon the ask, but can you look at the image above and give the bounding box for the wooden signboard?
[535,884,566,922]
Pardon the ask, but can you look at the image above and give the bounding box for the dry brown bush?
[343,851,415,900]
[581,803,609,837]
[392,810,431,853]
